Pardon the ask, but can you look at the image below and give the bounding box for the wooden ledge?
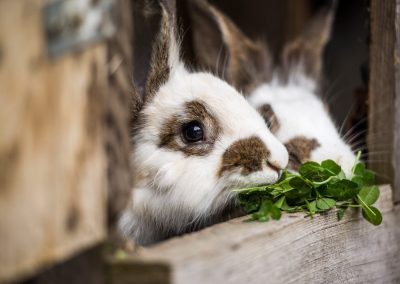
[108,185,400,284]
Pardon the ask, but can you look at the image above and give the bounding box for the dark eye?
[182,121,204,143]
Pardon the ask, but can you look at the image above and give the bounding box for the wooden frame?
[369,0,400,202]
[0,1,108,281]
[0,0,132,282]
[1,0,399,283]
[107,186,400,284]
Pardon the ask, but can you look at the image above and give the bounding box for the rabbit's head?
[189,0,356,177]
[119,0,288,245]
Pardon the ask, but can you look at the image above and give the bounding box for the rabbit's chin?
[222,170,280,191]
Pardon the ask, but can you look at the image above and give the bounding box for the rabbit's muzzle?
[218,136,282,178]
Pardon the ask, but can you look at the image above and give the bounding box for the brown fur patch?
[284,136,320,170]
[159,100,221,156]
[257,104,280,133]
[218,136,270,177]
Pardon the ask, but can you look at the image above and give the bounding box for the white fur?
[248,75,355,177]
[120,64,288,245]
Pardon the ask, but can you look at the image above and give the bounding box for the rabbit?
[188,0,356,177]
[119,0,288,246]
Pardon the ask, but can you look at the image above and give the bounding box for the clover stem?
[357,195,376,216]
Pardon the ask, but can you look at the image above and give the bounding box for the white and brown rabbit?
[119,0,288,245]
[189,0,356,177]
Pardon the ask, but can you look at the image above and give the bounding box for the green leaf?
[351,162,375,187]
[252,212,269,222]
[307,200,317,214]
[299,161,339,183]
[321,159,342,175]
[363,170,375,185]
[358,185,380,206]
[239,193,263,213]
[285,177,311,199]
[351,176,364,187]
[270,205,282,220]
[362,206,383,226]
[251,200,282,222]
[235,153,381,227]
[274,196,286,209]
[316,198,336,210]
[326,180,359,200]
[353,163,365,175]
[337,170,346,180]
[280,199,297,211]
[337,207,347,220]
[299,162,326,181]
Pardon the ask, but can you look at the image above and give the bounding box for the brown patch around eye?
[257,104,280,133]
[158,100,221,156]
[218,136,270,177]
[284,136,320,171]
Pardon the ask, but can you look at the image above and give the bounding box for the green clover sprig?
[235,152,382,225]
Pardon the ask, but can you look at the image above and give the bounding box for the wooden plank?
[105,0,134,231]
[368,0,399,201]
[394,0,400,202]
[111,185,400,284]
[22,245,107,284]
[0,1,108,282]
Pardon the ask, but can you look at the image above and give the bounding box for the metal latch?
[43,0,115,57]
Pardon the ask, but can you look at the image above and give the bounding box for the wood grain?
[109,185,400,284]
[394,0,400,202]
[0,1,108,282]
[105,0,134,231]
[369,0,398,201]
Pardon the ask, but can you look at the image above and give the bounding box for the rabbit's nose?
[266,160,282,174]
[218,136,269,177]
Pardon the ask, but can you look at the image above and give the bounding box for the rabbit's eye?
[182,121,204,143]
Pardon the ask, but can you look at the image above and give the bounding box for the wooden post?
[105,0,134,231]
[396,0,400,203]
[368,0,400,202]
[0,1,107,281]
[0,0,133,282]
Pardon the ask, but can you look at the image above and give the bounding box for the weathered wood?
[23,245,107,284]
[110,185,400,284]
[105,0,134,231]
[0,1,109,282]
[369,0,399,201]
[394,0,400,202]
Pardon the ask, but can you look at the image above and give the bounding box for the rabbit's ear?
[130,83,143,129]
[144,0,184,102]
[188,0,273,95]
[282,0,337,84]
